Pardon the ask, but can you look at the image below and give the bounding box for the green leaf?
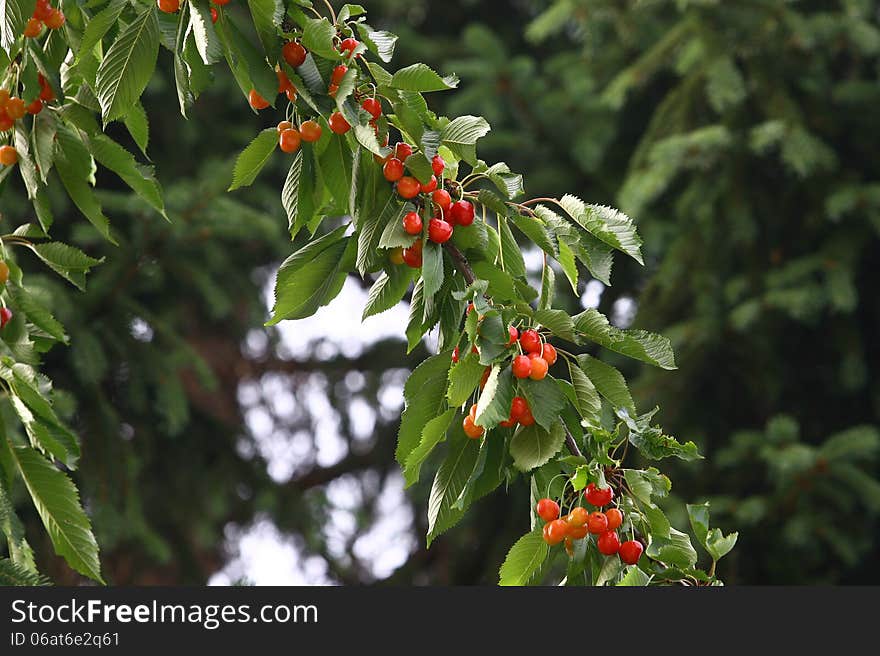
[558,195,643,265]
[579,355,636,413]
[362,266,414,320]
[396,352,452,466]
[509,421,565,471]
[519,376,567,431]
[623,468,671,504]
[511,211,556,256]
[421,239,444,300]
[88,134,166,218]
[539,260,555,310]
[8,446,103,582]
[75,0,127,64]
[54,124,113,243]
[246,0,283,59]
[1,0,36,58]
[497,215,526,278]
[0,558,49,586]
[0,476,36,571]
[95,5,160,122]
[646,527,698,569]
[617,566,651,586]
[474,365,514,429]
[532,308,577,342]
[620,407,702,461]
[31,109,56,184]
[403,408,456,487]
[28,243,103,291]
[229,128,277,190]
[357,191,404,275]
[317,134,354,213]
[190,0,223,65]
[568,233,613,286]
[123,102,150,157]
[355,23,397,63]
[301,17,337,59]
[282,148,318,239]
[499,528,549,586]
[267,226,353,324]
[391,63,459,92]
[573,309,676,370]
[427,430,480,545]
[568,360,601,422]
[447,352,486,408]
[7,285,67,343]
[687,502,738,562]
[441,116,491,165]
[557,238,578,294]
[13,122,38,200]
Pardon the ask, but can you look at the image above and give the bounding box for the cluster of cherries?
[0,261,12,329]
[0,74,56,167]
[23,0,65,38]
[461,394,535,439]
[537,483,644,565]
[510,327,556,381]
[158,0,226,19]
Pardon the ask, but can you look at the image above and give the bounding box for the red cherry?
[536,498,560,523]
[282,41,307,68]
[597,530,621,556]
[449,200,475,226]
[519,408,535,426]
[511,355,532,379]
[394,142,413,160]
[361,97,381,119]
[383,158,404,182]
[331,64,348,85]
[5,98,25,120]
[339,37,359,56]
[210,7,218,22]
[451,346,460,363]
[279,128,301,153]
[25,99,43,115]
[44,8,65,27]
[569,524,588,540]
[248,89,269,110]
[519,329,542,354]
[428,218,453,244]
[541,343,557,366]
[24,18,41,38]
[276,69,293,93]
[156,0,179,13]
[619,540,644,565]
[606,508,623,531]
[528,357,548,381]
[584,483,614,507]
[419,175,438,193]
[431,154,445,176]
[0,307,12,328]
[566,507,589,527]
[587,511,608,535]
[510,396,528,422]
[545,519,569,545]
[328,112,350,134]
[506,325,519,346]
[432,189,452,211]
[402,211,422,235]
[402,239,422,268]
[396,176,420,199]
[300,120,322,142]
[33,0,52,21]
[0,115,13,132]
[38,82,54,102]
[212,0,230,4]
[462,414,484,439]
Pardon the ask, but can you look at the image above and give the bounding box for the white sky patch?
[581,279,604,309]
[612,296,638,328]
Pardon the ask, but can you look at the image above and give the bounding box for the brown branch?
[564,426,584,459]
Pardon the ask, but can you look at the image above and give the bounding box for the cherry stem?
[320,0,337,24]
[563,425,584,459]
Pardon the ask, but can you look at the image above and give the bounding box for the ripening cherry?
[536,498,560,522]
[462,414,484,439]
[282,41,307,68]
[339,37,359,56]
[402,239,422,268]
[511,354,532,379]
[361,97,382,119]
[402,211,422,236]
[605,508,623,531]
[544,519,569,546]
[328,112,350,134]
[510,396,528,422]
[566,507,589,527]
[528,356,548,381]
[0,145,17,166]
[432,189,452,211]
[331,64,348,85]
[0,307,12,328]
[279,128,301,153]
[506,325,518,346]
[396,176,420,199]
[597,530,621,556]
[584,482,614,507]
[541,343,557,366]
[277,121,292,133]
[394,142,413,161]
[26,99,43,115]
[299,120,322,142]
[24,18,41,38]
[568,524,588,540]
[449,200,475,226]
[212,0,230,5]
[5,98,25,120]
[420,176,438,193]
[519,407,536,426]
[45,8,65,27]
[0,114,12,132]
[428,218,453,244]
[285,87,296,102]
[276,69,292,94]
[389,248,405,266]
[519,329,542,354]
[383,158,404,182]
[248,89,269,110]
[587,511,608,535]
[157,0,179,13]
[619,540,643,565]
[211,7,218,23]
[33,0,52,21]
[431,154,445,177]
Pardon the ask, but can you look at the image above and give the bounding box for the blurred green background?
[2,0,879,584]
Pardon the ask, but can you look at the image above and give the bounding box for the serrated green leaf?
[1,0,36,58]
[617,565,651,586]
[75,0,127,64]
[355,23,397,63]
[646,527,698,569]
[190,0,223,65]
[362,266,414,320]
[421,239,444,300]
[447,352,486,408]
[247,0,283,60]
[512,210,556,256]
[568,360,601,422]
[88,134,166,218]
[391,63,459,92]
[28,243,103,291]
[687,502,738,562]
[0,558,48,586]
[499,528,549,585]
[558,195,643,265]
[396,351,452,465]
[54,125,113,243]
[474,365,514,428]
[441,115,490,164]
[510,421,565,471]
[573,309,676,370]
[403,408,456,487]
[579,355,635,413]
[427,429,480,545]
[229,128,277,190]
